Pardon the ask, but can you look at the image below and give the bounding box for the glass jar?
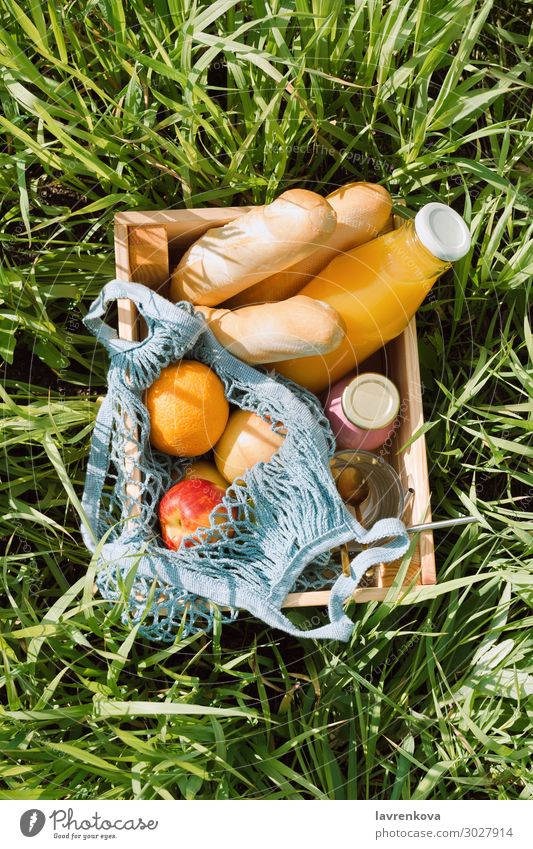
[325,372,400,451]
[331,449,404,532]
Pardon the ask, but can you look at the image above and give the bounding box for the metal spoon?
[337,473,479,569]
[339,475,479,534]
[343,509,480,557]
[406,516,480,533]
[334,468,370,574]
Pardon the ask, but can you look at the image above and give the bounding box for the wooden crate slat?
[128,226,170,293]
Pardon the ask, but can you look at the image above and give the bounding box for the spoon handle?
[406,516,479,533]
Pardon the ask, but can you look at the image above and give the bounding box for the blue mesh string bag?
[81,280,409,643]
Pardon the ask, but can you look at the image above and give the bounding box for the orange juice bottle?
[274,203,471,393]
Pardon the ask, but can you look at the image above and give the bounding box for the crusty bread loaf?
[170,189,336,306]
[224,182,392,308]
[195,296,345,364]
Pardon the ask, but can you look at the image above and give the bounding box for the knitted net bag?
[81,280,409,642]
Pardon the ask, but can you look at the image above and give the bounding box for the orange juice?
[274,203,470,393]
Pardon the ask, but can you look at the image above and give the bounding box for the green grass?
[0,0,532,800]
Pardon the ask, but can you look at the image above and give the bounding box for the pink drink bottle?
[324,372,400,451]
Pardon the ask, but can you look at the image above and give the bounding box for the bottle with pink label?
[324,372,400,452]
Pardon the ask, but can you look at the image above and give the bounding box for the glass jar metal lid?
[341,373,400,431]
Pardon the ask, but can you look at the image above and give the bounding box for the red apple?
[159,478,226,551]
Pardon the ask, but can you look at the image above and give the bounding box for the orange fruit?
[145,360,229,457]
[214,409,285,482]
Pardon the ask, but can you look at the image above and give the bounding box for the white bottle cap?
[414,202,471,262]
[342,373,400,430]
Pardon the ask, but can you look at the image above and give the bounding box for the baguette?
[170,189,336,307]
[224,182,392,308]
[196,296,345,364]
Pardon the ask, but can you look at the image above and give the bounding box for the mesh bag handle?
[84,279,205,356]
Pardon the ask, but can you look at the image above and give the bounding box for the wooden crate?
[114,208,436,607]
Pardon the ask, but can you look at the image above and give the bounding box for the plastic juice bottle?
[274,202,471,393]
